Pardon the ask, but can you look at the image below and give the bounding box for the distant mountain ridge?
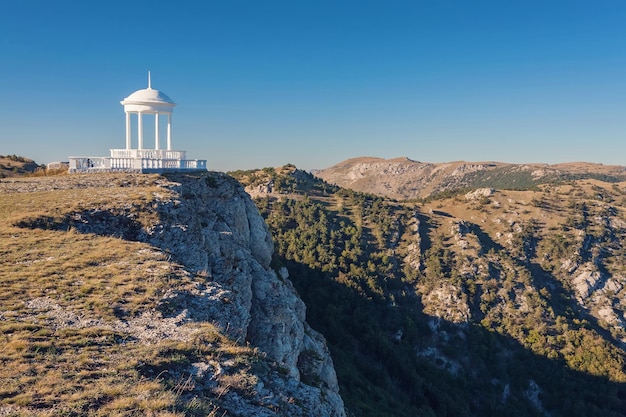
[314,157,626,199]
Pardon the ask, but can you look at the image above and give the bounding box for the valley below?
[234,161,626,416]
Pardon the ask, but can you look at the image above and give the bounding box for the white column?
[167,113,172,150]
[154,113,160,150]
[125,111,131,149]
[138,112,143,150]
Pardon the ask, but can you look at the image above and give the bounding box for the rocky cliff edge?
[0,172,345,416]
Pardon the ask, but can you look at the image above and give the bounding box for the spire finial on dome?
[148,70,152,89]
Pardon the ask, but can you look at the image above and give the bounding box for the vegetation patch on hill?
[236,165,626,417]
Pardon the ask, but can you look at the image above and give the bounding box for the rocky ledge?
[148,172,345,416]
[1,172,345,416]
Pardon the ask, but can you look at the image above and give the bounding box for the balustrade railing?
[69,157,110,171]
[110,149,187,160]
[69,154,206,173]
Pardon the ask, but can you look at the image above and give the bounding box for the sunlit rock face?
[145,172,346,416]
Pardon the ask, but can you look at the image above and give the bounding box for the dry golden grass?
[0,179,175,318]
[0,174,262,416]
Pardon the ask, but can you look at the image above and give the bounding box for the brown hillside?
[0,155,44,177]
[315,157,626,199]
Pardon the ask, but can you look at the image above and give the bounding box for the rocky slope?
[0,172,345,416]
[314,156,626,199]
[236,165,626,417]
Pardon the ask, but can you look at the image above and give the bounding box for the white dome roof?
[121,87,175,106]
[121,73,176,113]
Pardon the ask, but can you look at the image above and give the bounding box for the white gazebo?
[69,73,207,173]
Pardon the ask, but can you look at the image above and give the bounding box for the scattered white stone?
[465,188,494,200]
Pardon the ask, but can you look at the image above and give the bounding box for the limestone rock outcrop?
[145,172,346,416]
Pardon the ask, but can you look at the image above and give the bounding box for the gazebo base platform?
[68,156,207,174]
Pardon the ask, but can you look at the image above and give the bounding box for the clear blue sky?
[1,1,626,171]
